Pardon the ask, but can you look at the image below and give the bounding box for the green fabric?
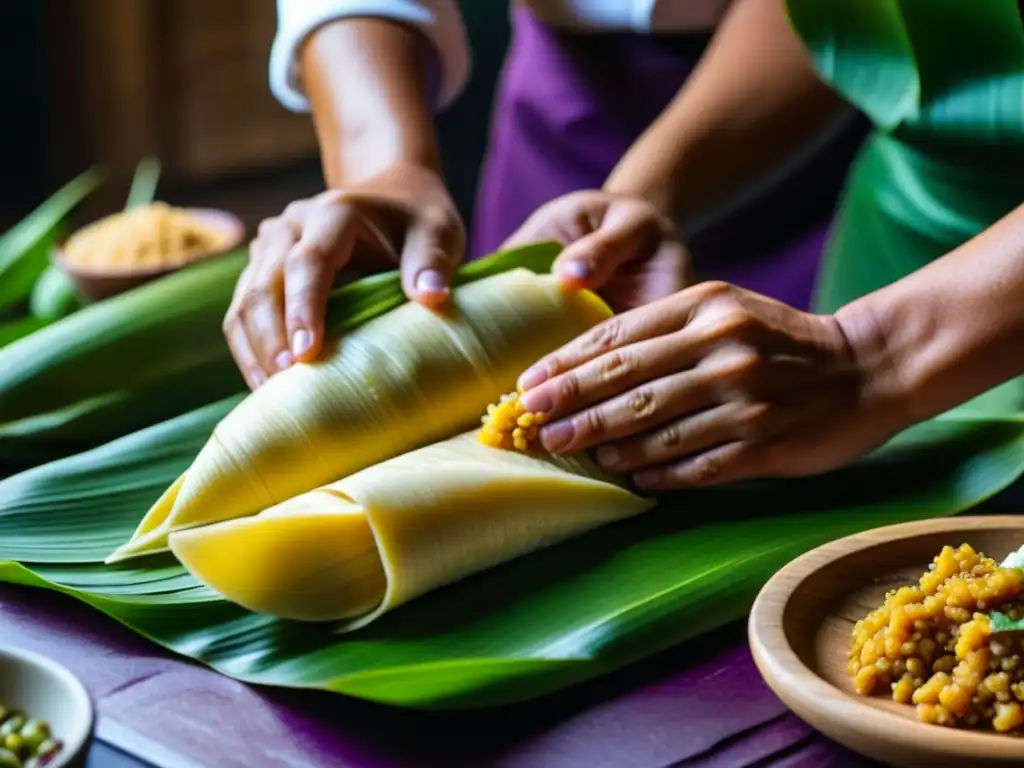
[787,0,1024,415]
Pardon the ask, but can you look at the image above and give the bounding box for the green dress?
[787,0,1024,416]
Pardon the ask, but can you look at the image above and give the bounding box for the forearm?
[300,18,441,187]
[604,0,845,220]
[837,203,1024,426]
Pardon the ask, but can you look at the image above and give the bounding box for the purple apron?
[470,8,868,312]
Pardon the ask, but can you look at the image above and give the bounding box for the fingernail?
[518,365,549,391]
[274,350,293,372]
[596,446,621,469]
[520,387,553,414]
[250,369,266,388]
[558,260,591,280]
[415,269,449,294]
[634,469,662,489]
[292,329,312,357]
[540,420,574,452]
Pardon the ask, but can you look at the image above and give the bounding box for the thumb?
[283,200,360,363]
[551,202,660,290]
[399,206,465,308]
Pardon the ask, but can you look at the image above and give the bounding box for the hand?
[515,281,905,490]
[224,164,464,389]
[502,191,694,313]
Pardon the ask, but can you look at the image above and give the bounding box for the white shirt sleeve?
[270,0,471,113]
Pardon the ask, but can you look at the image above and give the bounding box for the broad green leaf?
[0,166,105,309]
[0,242,561,465]
[125,156,161,211]
[0,391,1021,707]
[0,316,49,350]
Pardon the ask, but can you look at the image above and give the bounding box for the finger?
[517,293,699,392]
[551,202,661,290]
[283,201,361,363]
[224,317,267,390]
[519,332,696,420]
[601,394,831,473]
[535,369,717,455]
[242,220,296,375]
[633,441,755,491]
[399,206,464,308]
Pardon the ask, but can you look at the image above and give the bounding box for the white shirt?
[271,0,732,113]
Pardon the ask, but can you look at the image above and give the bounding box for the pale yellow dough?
[107,270,610,563]
[168,432,655,628]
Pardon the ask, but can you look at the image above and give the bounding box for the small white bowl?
[0,646,94,767]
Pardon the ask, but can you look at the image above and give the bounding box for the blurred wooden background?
[0,1,510,234]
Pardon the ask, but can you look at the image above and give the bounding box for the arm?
[301,19,441,186]
[838,202,1024,427]
[603,0,847,221]
[269,0,470,186]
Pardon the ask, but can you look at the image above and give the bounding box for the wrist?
[833,298,918,435]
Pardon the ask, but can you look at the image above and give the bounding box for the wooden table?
[1,585,878,768]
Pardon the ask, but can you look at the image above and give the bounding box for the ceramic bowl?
[56,207,245,302]
[0,646,95,767]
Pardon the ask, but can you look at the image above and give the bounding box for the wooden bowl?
[749,515,1024,768]
[0,645,95,767]
[55,207,245,302]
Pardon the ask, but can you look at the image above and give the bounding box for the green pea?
[16,723,47,754]
[0,708,9,726]
[1,735,22,758]
[0,747,20,768]
[0,717,24,738]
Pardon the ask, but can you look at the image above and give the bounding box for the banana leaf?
[1,357,1021,706]
[0,241,562,465]
[0,166,105,311]
[0,317,49,350]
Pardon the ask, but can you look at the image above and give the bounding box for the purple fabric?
[469,9,867,312]
[0,585,876,768]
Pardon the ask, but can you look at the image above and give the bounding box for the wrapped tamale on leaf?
[169,432,654,627]
[108,268,612,562]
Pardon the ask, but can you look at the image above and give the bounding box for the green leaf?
[988,611,1024,633]
[0,316,49,350]
[125,157,161,211]
[28,264,83,321]
[0,166,105,310]
[0,381,1021,707]
[0,242,561,464]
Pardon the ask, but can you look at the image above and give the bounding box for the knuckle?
[256,217,281,240]
[693,280,733,301]
[656,422,684,450]
[736,402,772,441]
[556,369,582,406]
[626,387,658,420]
[597,350,634,384]
[581,407,608,439]
[582,318,624,355]
[687,451,725,485]
[283,201,307,220]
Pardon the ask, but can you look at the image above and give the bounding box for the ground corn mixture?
[851,543,1024,733]
[478,391,546,451]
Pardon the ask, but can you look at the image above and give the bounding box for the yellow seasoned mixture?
[851,543,1024,732]
[63,202,227,272]
[478,391,547,452]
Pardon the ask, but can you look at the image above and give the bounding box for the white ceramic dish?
[0,646,94,767]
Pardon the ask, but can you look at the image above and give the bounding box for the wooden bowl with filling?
[55,204,245,302]
[749,515,1024,768]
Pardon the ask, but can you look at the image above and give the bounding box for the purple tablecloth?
[0,584,875,768]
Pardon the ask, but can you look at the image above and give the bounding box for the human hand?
[502,190,693,313]
[224,164,464,389]
[515,281,905,490]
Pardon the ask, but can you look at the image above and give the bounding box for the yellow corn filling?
[478,391,547,452]
[63,202,228,271]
